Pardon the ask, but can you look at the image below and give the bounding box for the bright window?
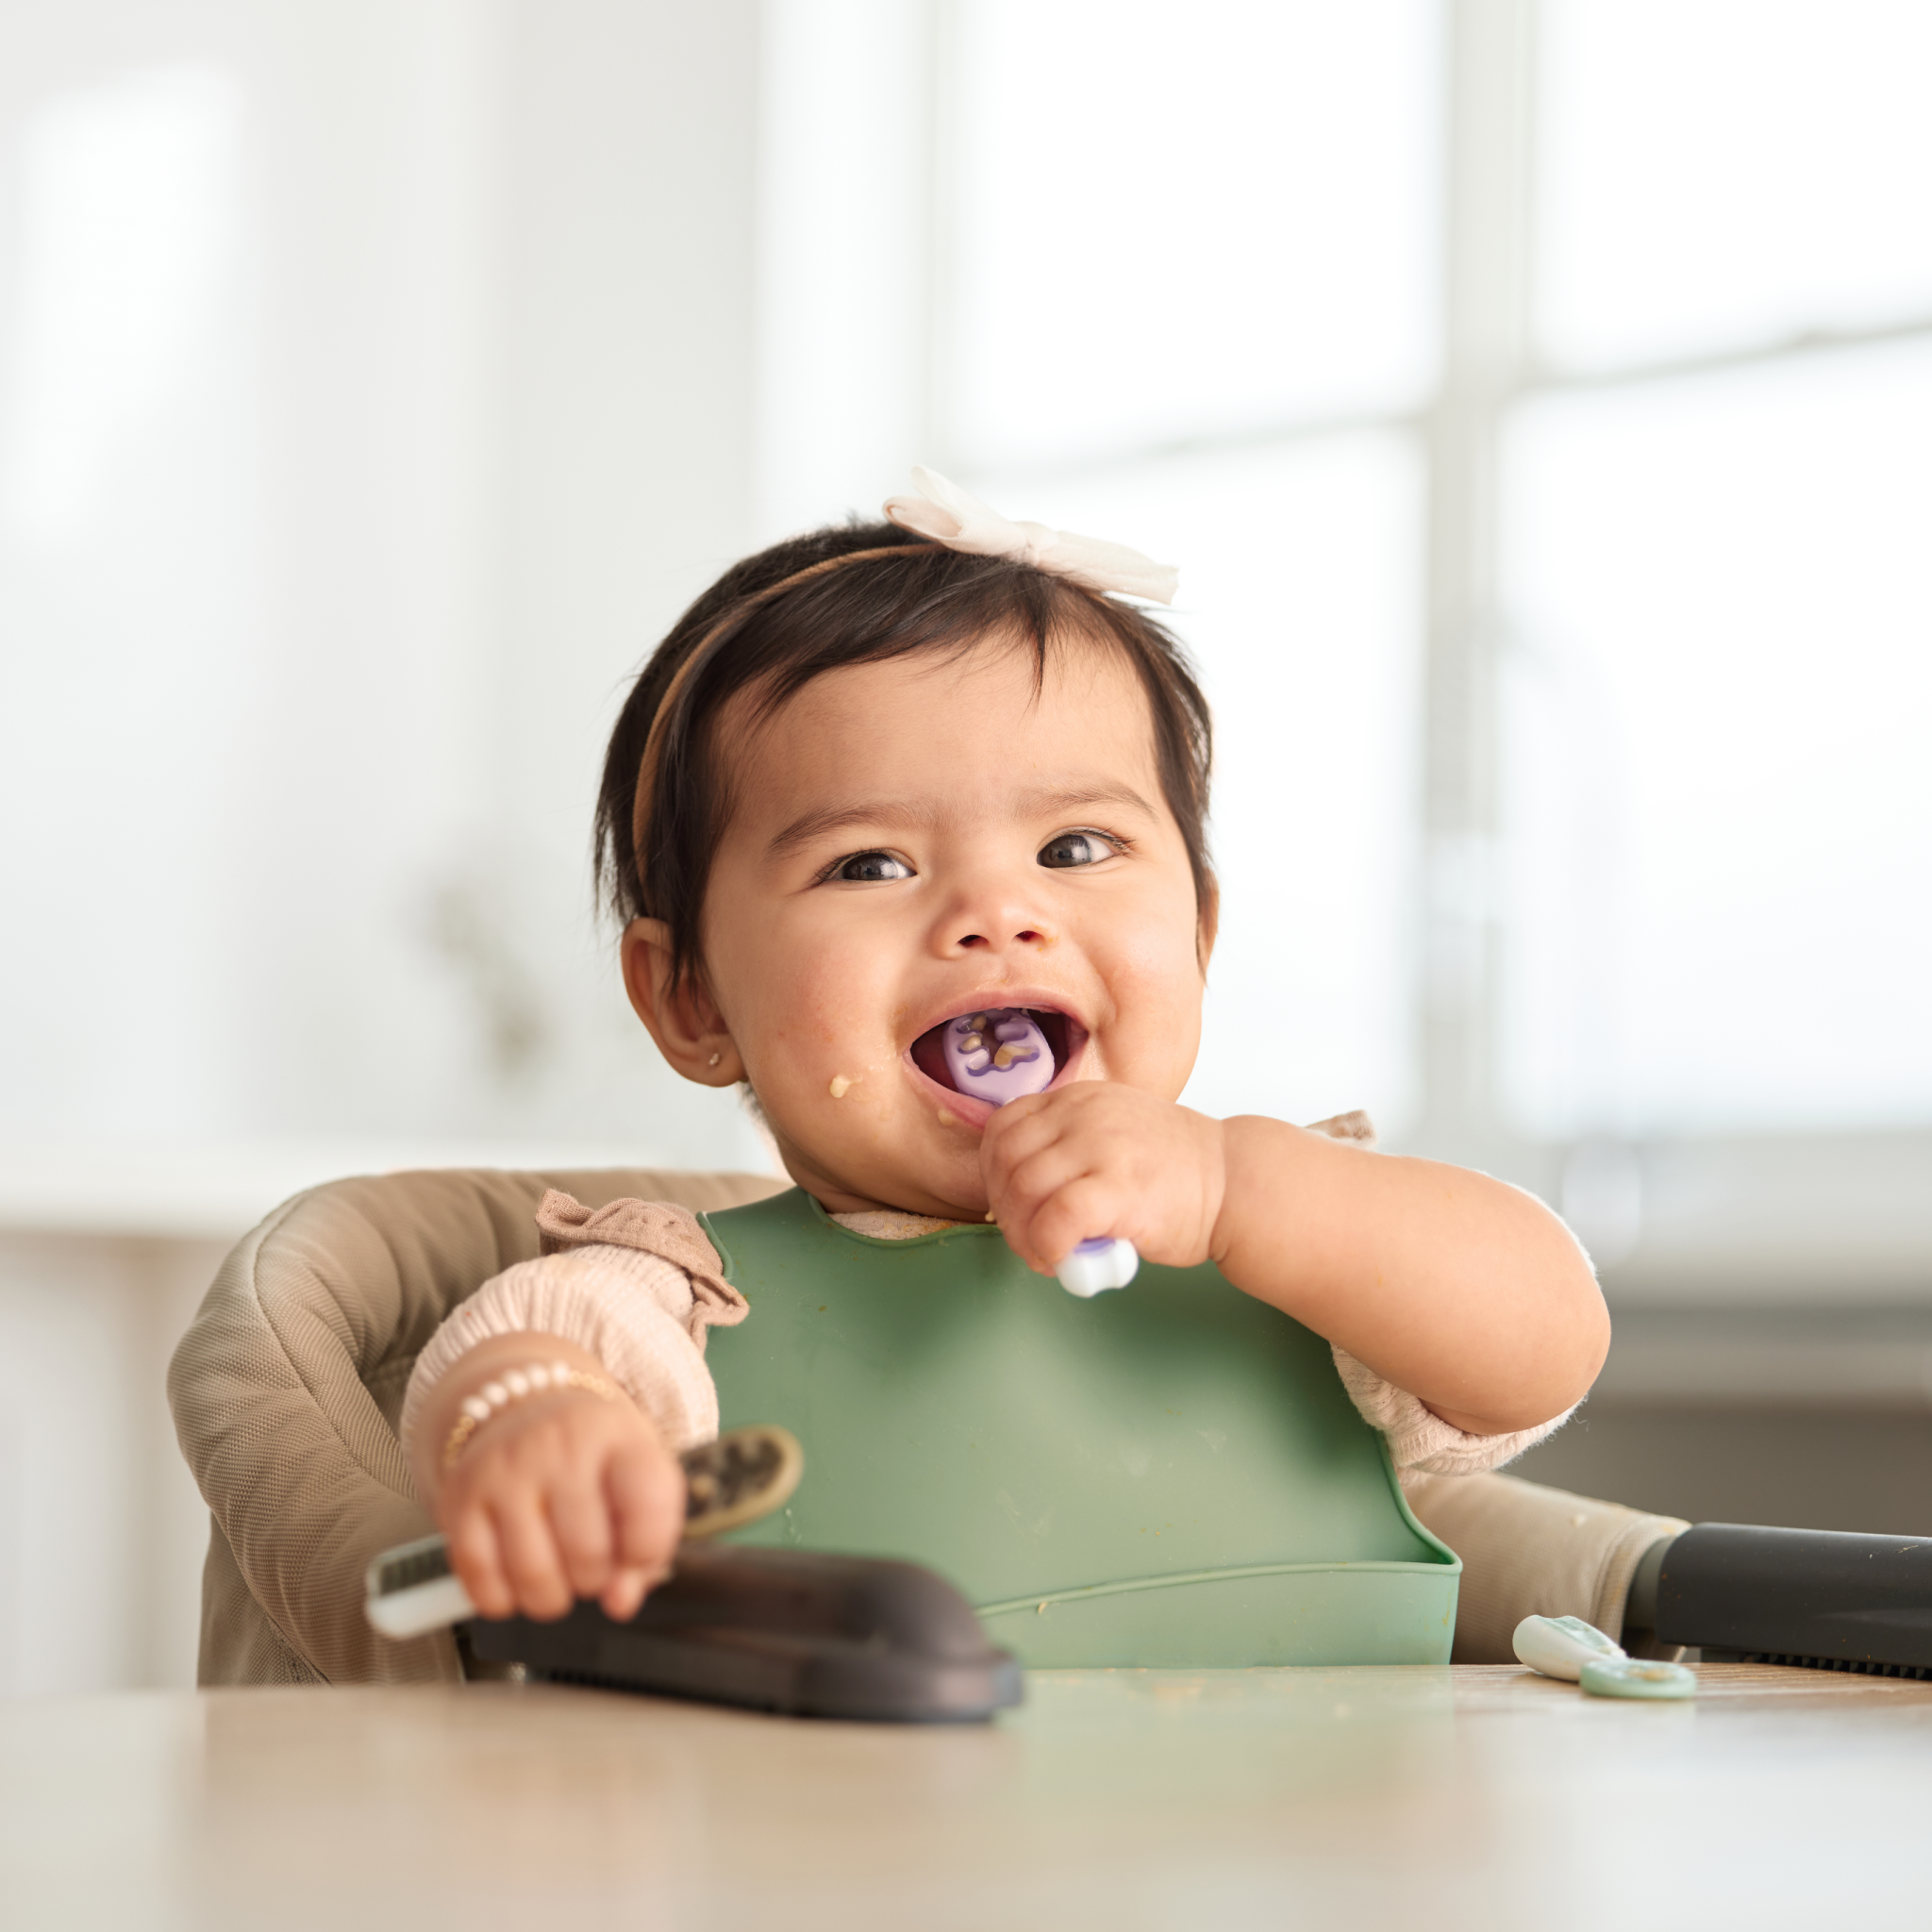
[1503,346,1932,1140]
[902,0,1932,1291]
[943,0,1438,466]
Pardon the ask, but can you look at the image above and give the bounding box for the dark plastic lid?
[468,1542,1024,1723]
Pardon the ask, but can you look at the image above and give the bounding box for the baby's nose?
[935,863,1058,958]
[944,889,1053,955]
[954,921,1048,951]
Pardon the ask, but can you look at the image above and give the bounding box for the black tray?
[467,1541,1024,1723]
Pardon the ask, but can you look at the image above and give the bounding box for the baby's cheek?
[1107,961,1205,1094]
[757,1048,883,1140]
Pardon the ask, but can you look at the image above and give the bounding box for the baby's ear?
[621,919,743,1086]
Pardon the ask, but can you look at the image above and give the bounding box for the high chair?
[167,1166,1683,1684]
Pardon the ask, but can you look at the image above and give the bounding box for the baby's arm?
[408,1326,683,1623]
[983,1088,1608,1436]
[402,1220,738,1621]
[1214,1114,1607,1432]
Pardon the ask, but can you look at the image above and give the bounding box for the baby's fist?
[418,1336,685,1624]
[979,1083,1227,1276]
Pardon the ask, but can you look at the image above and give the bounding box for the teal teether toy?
[1512,1613,1625,1682]
[1579,1657,1698,1701]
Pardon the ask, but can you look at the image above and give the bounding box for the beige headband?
[628,544,941,896]
[629,469,1178,904]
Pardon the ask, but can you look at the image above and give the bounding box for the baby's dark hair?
[594,519,1214,990]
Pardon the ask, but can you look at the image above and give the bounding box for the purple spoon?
[941,1008,1056,1107]
[941,1008,1139,1296]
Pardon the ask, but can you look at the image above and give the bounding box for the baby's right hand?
[419,1335,685,1624]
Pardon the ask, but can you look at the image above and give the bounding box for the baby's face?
[694,636,1211,1219]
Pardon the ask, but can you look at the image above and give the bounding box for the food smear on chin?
[941,1009,1056,1108]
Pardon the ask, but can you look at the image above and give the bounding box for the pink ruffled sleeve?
[400,1194,745,1463]
[1331,1346,1575,1480]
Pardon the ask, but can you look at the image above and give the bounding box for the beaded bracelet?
[441,1360,625,1469]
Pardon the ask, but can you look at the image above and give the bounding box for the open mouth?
[908,1005,1084,1104]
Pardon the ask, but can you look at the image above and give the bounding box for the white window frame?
[910,0,1932,1307]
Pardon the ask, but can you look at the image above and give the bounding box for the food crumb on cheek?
[828,1074,856,1099]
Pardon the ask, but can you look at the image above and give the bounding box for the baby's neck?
[826,1205,966,1241]
[773,1133,982,1225]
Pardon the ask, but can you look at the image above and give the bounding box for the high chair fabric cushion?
[1403,1472,1688,1664]
[170,1165,1678,1683]
[168,1166,786,1687]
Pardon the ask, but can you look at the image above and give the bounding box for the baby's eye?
[833,850,914,883]
[1038,830,1117,870]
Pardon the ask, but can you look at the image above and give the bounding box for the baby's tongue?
[938,1008,1056,1107]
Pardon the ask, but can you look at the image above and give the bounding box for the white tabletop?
[5,1663,1929,1930]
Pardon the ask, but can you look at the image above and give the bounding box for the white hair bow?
[882,466,1179,605]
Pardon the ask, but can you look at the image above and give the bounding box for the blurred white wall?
[0,0,775,1190]
[0,0,775,1692]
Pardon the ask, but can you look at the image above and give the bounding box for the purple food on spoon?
[943,1008,1139,1297]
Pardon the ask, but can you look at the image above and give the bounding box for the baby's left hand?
[980,1084,1227,1275]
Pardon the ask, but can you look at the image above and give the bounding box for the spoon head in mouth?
[910,1006,1076,1106]
[939,1008,1055,1106]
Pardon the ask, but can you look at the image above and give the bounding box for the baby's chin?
[770,1117,989,1222]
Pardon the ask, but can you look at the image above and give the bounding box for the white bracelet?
[441,1359,623,1469]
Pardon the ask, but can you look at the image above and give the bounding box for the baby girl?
[399,472,1609,1667]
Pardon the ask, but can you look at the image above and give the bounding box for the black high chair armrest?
[1645,1523,1932,1678]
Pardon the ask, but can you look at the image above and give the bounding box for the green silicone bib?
[701,1188,1458,1668]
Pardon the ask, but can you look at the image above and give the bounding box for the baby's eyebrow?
[1018,782,1159,822]
[766,800,943,859]
[765,784,1158,860]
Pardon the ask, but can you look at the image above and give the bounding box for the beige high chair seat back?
[168,1167,1683,1684]
[168,1166,785,1685]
